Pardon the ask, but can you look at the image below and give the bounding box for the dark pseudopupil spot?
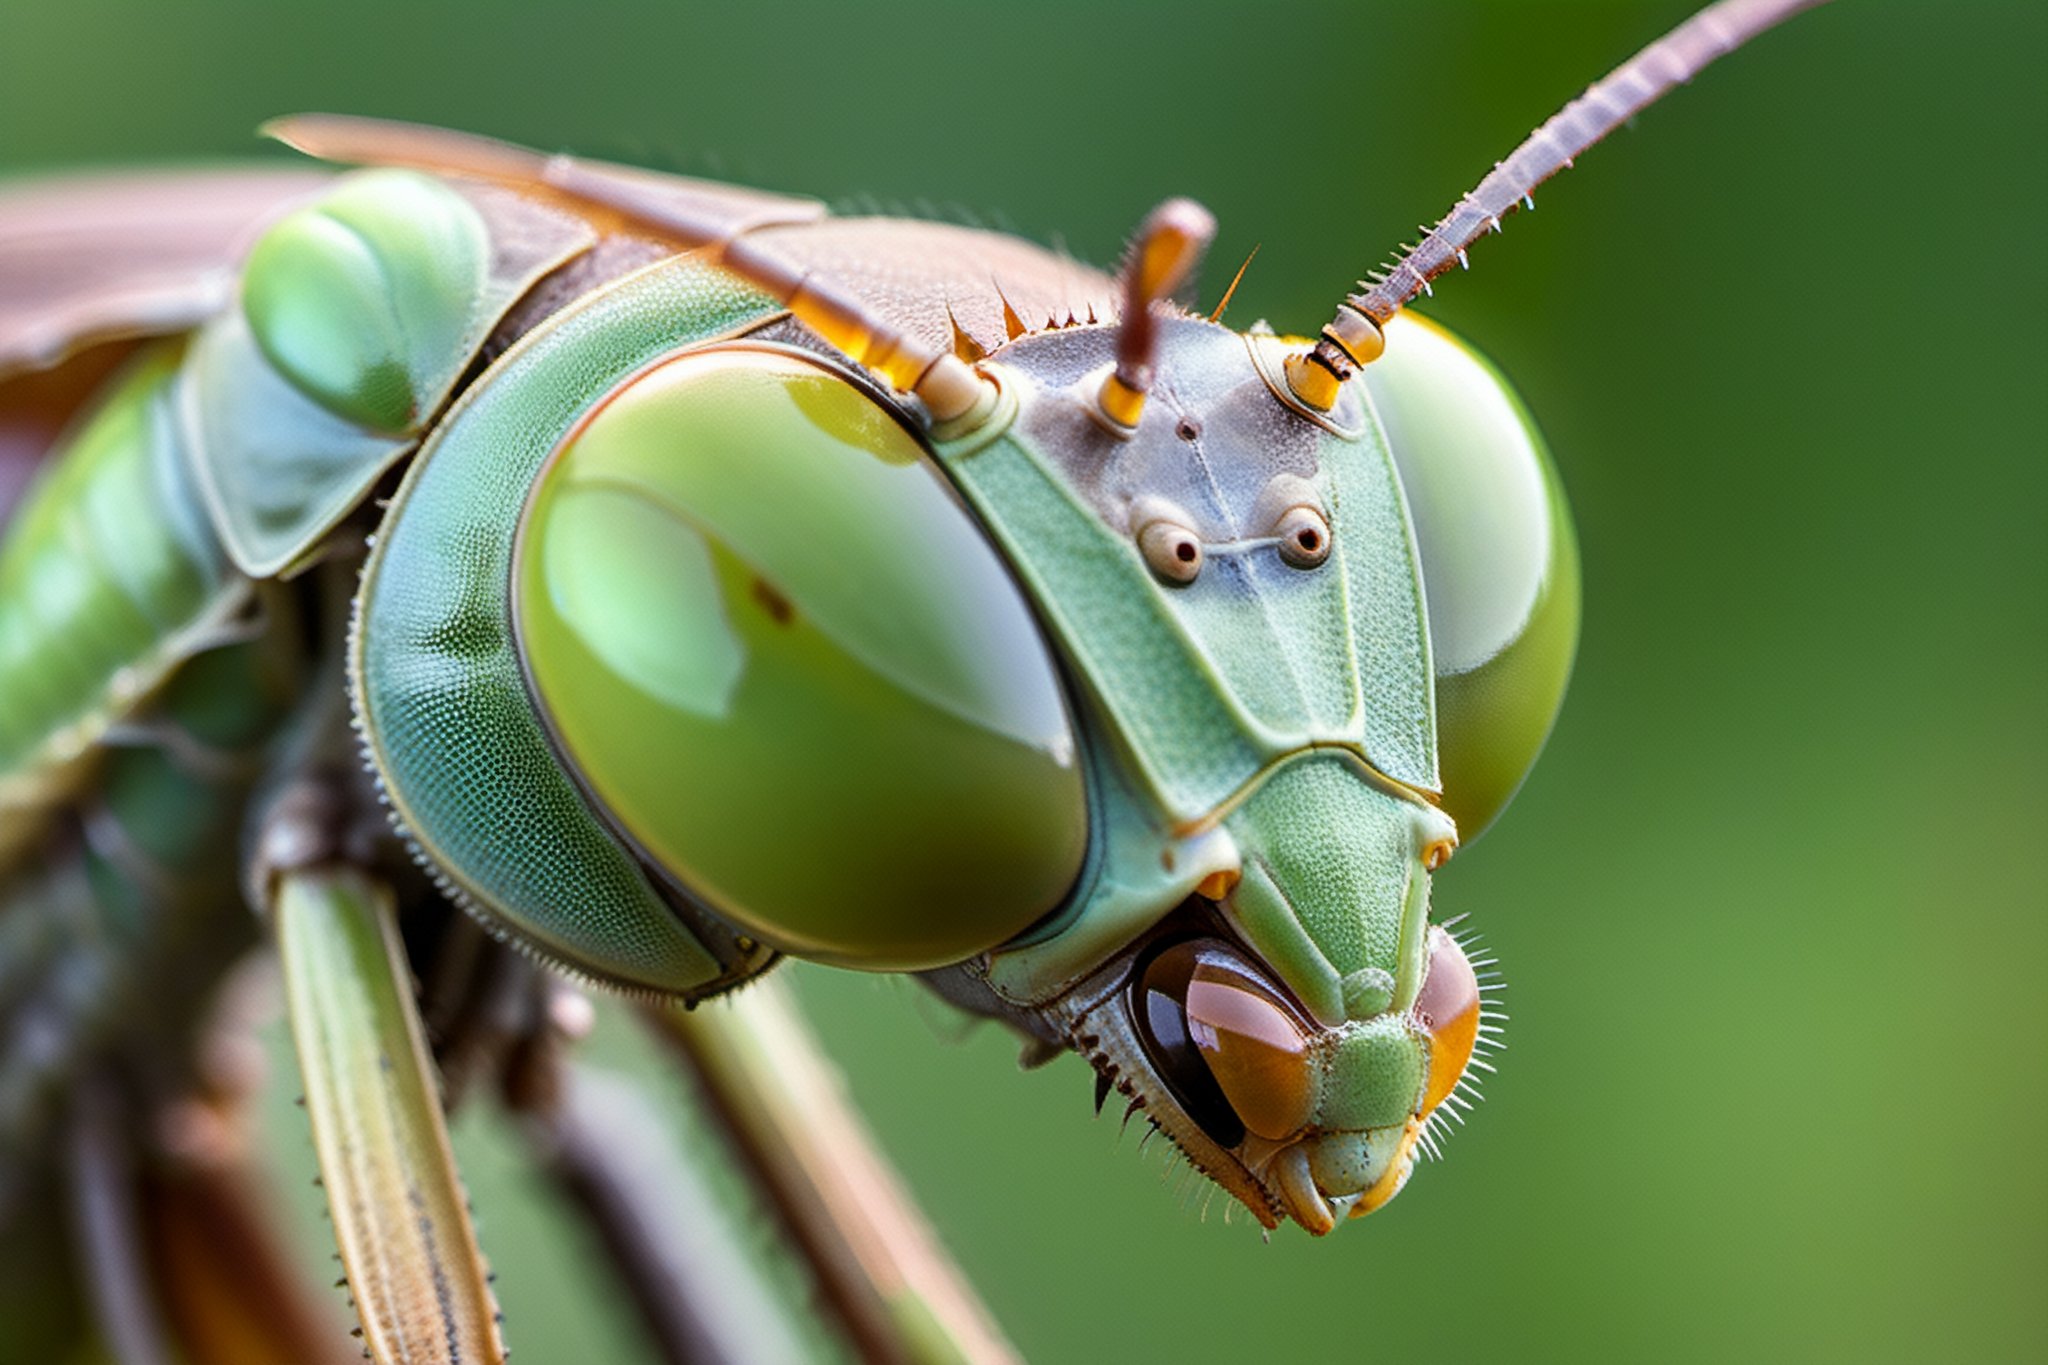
[1297,530,1320,550]
[1131,940,1247,1149]
[749,575,796,626]
[1175,541,1197,562]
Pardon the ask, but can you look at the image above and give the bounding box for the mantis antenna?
[264,114,994,423]
[1283,0,1834,411]
[1096,198,1215,432]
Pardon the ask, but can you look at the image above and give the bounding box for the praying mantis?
[0,2,1831,1359]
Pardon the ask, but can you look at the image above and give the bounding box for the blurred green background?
[5,1,2043,1361]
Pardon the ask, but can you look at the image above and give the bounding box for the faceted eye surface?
[515,347,1088,970]
[1364,316,1580,840]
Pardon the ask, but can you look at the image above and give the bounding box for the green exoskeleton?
[0,1,1828,1360]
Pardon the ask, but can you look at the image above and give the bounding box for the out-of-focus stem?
[521,1060,816,1365]
[143,1145,358,1365]
[643,977,1019,1365]
[66,1073,173,1365]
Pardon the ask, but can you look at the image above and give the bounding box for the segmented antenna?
[1096,198,1215,431]
[264,115,993,423]
[1284,0,1832,411]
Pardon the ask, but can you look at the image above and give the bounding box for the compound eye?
[1136,518,1204,585]
[1131,939,1316,1147]
[1365,315,1579,840]
[1271,503,1332,569]
[515,346,1088,970]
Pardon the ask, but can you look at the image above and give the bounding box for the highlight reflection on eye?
[1132,938,1316,1147]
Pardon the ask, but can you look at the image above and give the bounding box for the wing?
[0,166,329,520]
[0,166,331,380]
[0,165,336,521]
[266,114,828,242]
[266,115,1117,362]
